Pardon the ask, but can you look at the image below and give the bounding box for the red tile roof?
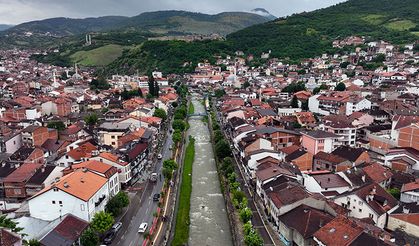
[313,216,363,246]
[362,163,393,184]
[3,164,42,183]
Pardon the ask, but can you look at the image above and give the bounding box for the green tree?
[242,81,251,89]
[105,192,130,217]
[80,227,99,246]
[335,82,346,91]
[90,211,114,234]
[301,100,309,110]
[372,53,386,63]
[213,130,224,144]
[153,108,167,120]
[172,130,182,144]
[221,157,234,174]
[282,82,305,93]
[387,188,401,200]
[163,159,178,170]
[291,96,299,108]
[148,75,156,97]
[84,113,98,126]
[214,89,226,98]
[244,230,264,246]
[215,139,232,159]
[243,221,253,235]
[47,121,66,131]
[240,207,252,223]
[90,76,110,90]
[0,215,23,233]
[24,239,41,246]
[340,61,350,68]
[162,167,173,180]
[172,119,186,132]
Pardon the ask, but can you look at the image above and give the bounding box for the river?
[187,96,233,246]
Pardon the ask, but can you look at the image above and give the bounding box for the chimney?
[402,206,410,214]
[63,182,69,188]
[319,219,324,228]
[269,187,273,192]
[361,175,366,183]
[80,177,85,183]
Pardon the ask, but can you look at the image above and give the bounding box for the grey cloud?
[0,0,346,24]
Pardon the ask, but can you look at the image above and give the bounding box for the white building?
[333,183,398,228]
[303,173,351,197]
[400,180,419,203]
[345,98,371,116]
[28,170,109,222]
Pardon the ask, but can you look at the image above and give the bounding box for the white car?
[138,223,148,233]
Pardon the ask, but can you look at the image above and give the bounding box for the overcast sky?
[0,0,346,25]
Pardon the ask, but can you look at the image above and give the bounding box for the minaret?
[75,63,78,76]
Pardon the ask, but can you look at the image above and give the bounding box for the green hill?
[227,0,419,60]
[118,11,271,36]
[107,0,419,75]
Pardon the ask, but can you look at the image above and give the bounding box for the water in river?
[188,97,233,246]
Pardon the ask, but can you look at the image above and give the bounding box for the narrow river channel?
[188,96,233,246]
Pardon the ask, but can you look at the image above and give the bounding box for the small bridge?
[188,112,208,117]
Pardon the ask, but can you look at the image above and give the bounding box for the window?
[52,201,56,204]
[111,142,116,145]
[318,140,324,144]
[59,201,62,205]
[53,188,59,192]
[14,189,21,195]
[111,135,115,139]
[80,204,85,211]
[359,209,362,212]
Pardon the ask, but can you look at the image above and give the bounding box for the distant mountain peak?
[250,8,276,20]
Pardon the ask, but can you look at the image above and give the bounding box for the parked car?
[138,223,148,233]
[103,231,116,244]
[153,193,160,201]
[111,222,122,232]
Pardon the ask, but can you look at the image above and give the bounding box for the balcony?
[95,195,106,207]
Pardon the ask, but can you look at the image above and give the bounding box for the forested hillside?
[107,0,419,75]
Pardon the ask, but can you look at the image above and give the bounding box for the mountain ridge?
[3,10,271,38]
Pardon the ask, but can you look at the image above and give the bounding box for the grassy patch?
[361,14,386,25]
[188,102,195,115]
[385,20,416,31]
[70,44,126,66]
[411,31,419,36]
[172,137,195,246]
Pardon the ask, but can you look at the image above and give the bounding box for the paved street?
[111,120,173,246]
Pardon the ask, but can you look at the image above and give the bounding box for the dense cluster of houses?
[0,50,178,244]
[189,38,418,245]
